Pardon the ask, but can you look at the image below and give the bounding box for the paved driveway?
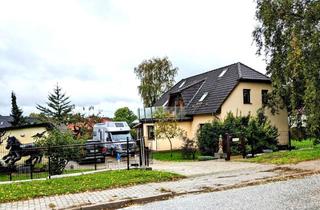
[152,159,275,177]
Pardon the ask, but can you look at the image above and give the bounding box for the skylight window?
[162,100,169,107]
[218,68,228,77]
[179,80,186,88]
[199,92,208,102]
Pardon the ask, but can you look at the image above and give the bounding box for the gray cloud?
[0,0,266,118]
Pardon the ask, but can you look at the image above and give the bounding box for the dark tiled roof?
[0,116,50,130]
[0,116,13,129]
[154,62,270,115]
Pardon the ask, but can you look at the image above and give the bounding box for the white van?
[93,122,137,156]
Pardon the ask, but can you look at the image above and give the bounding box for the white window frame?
[218,68,228,77]
[179,80,186,88]
[199,92,208,102]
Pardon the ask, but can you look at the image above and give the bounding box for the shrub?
[181,135,197,160]
[245,110,278,153]
[196,110,279,157]
[36,129,81,175]
[197,121,223,155]
[223,112,250,154]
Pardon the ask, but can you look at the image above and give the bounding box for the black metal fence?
[0,139,152,182]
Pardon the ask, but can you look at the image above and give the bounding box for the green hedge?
[197,109,279,156]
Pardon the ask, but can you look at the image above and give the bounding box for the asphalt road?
[123,175,320,210]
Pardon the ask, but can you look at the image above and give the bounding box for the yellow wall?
[220,82,289,145]
[0,127,47,158]
[145,115,217,151]
[190,115,217,138]
[143,121,192,151]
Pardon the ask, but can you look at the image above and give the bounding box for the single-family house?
[136,62,289,151]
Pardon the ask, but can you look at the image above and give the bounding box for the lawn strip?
[242,147,320,164]
[0,170,183,203]
[152,150,199,162]
[0,169,93,182]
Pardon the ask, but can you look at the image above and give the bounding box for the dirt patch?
[263,166,310,175]
[217,175,238,179]
[158,187,176,194]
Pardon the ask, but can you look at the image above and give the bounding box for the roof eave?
[238,78,271,84]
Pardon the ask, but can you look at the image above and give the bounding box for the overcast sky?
[0,0,266,118]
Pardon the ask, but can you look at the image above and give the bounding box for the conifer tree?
[36,84,74,125]
[10,91,24,126]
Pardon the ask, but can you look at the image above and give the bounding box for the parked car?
[80,140,106,163]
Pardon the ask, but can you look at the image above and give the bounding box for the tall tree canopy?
[134,57,178,107]
[253,0,320,138]
[36,84,74,125]
[113,107,137,127]
[10,91,24,126]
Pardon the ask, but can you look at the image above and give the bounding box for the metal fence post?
[9,167,12,181]
[288,130,292,151]
[138,139,142,166]
[30,163,33,180]
[126,137,130,170]
[94,143,97,170]
[48,145,51,179]
[140,137,146,168]
[225,133,231,161]
[144,147,148,166]
[145,147,149,166]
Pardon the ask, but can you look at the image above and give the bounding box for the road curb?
[67,170,320,210]
[67,193,174,210]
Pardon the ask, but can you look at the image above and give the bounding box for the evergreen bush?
[197,110,279,156]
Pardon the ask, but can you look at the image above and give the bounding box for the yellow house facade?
[0,116,49,157]
[137,62,289,151]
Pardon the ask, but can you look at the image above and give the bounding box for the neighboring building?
[67,116,112,138]
[137,62,289,151]
[0,116,51,156]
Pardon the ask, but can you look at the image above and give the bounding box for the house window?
[199,92,208,102]
[262,90,268,105]
[162,100,169,107]
[199,124,205,131]
[147,126,155,140]
[218,68,228,77]
[243,89,251,104]
[179,80,186,88]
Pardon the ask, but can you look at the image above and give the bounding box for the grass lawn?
[291,139,316,149]
[153,150,199,162]
[0,169,93,182]
[242,139,320,164]
[0,169,183,203]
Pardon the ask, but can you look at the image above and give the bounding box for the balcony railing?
[137,107,191,121]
